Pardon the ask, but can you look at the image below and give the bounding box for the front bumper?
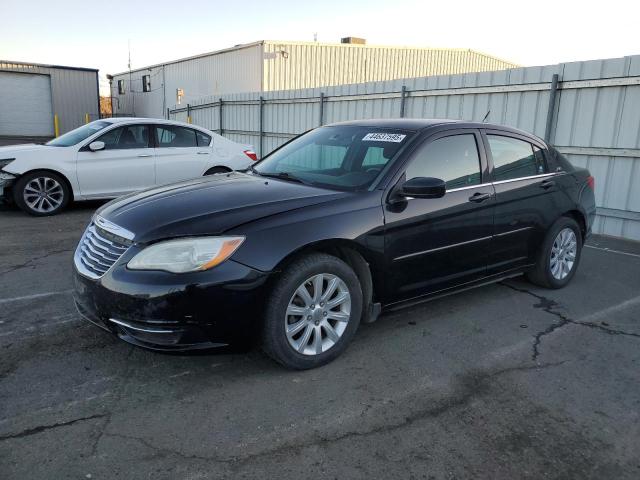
[0,171,16,201]
[73,255,271,351]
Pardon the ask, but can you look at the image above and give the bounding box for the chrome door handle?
[137,154,153,158]
[197,151,210,155]
[469,192,492,203]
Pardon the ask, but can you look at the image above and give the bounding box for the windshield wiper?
[254,171,310,185]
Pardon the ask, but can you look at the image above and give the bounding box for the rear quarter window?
[196,131,212,147]
[548,146,575,172]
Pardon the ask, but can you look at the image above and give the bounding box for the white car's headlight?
[127,236,244,273]
[0,158,15,171]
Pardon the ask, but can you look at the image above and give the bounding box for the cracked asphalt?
[1,201,639,479]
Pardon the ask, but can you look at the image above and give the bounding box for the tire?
[13,171,70,216]
[204,166,231,175]
[525,216,583,289]
[262,253,363,370]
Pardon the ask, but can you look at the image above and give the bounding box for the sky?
[1,0,639,96]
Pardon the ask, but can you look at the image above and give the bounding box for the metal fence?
[169,55,640,241]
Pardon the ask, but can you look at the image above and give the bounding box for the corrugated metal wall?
[110,43,264,119]
[170,55,640,241]
[113,41,517,119]
[262,42,517,91]
[0,61,99,135]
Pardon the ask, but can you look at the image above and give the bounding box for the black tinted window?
[196,130,212,147]
[488,135,546,181]
[97,125,149,150]
[156,126,197,148]
[405,134,481,189]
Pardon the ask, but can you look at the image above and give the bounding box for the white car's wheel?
[204,166,231,175]
[13,171,70,216]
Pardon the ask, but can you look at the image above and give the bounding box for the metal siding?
[0,62,98,136]
[261,42,517,91]
[111,44,263,118]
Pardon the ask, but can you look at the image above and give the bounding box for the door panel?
[76,124,155,198]
[490,175,559,271]
[384,130,495,303]
[484,132,562,273]
[154,125,209,185]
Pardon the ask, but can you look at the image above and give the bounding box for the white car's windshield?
[46,121,111,147]
[254,126,414,191]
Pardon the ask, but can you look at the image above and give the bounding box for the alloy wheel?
[550,227,577,280]
[23,177,64,213]
[285,273,351,355]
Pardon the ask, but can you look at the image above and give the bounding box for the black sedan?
[73,119,596,369]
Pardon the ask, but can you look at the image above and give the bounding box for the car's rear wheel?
[204,166,231,175]
[262,253,362,369]
[13,171,70,216]
[526,216,582,289]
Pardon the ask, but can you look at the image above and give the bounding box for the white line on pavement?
[585,244,640,259]
[579,296,640,324]
[0,289,73,305]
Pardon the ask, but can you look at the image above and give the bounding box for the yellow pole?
[54,114,60,137]
[85,113,90,124]
[187,116,192,124]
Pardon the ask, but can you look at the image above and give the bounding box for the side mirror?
[401,177,446,199]
[89,141,105,152]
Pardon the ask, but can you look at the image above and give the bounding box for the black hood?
[97,172,348,243]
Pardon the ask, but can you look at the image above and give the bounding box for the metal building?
[110,39,517,119]
[0,60,100,145]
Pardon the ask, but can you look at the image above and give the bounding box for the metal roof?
[0,60,98,72]
[111,40,518,77]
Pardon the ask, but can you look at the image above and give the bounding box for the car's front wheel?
[13,171,70,216]
[262,253,363,369]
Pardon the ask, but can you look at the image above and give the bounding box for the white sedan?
[0,118,258,216]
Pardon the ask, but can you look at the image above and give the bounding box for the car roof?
[101,117,210,131]
[325,118,544,143]
[326,118,456,130]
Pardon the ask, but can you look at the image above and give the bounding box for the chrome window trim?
[94,215,135,241]
[394,235,492,261]
[447,182,493,193]
[492,172,558,186]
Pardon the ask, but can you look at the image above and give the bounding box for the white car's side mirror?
[89,141,105,152]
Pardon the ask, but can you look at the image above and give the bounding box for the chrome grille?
[75,223,130,279]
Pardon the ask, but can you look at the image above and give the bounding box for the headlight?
[127,236,244,273]
[0,158,15,171]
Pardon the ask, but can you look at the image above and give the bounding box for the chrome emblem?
[94,215,135,241]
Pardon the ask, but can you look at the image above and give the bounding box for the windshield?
[253,126,414,191]
[46,121,112,147]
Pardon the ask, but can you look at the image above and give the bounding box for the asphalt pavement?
[1,201,639,479]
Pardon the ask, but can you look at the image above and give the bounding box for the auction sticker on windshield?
[362,133,406,142]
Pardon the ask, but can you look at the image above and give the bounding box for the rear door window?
[487,135,547,181]
[405,134,482,189]
[155,125,197,148]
